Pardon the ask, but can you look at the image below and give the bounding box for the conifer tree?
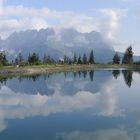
[0,52,8,66]
[82,53,87,64]
[43,54,47,64]
[112,52,120,64]
[122,46,133,64]
[73,53,77,64]
[28,52,39,65]
[77,55,82,64]
[88,50,95,64]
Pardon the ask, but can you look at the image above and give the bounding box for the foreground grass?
[0,64,139,76]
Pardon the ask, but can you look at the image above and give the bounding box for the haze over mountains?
[0,28,138,63]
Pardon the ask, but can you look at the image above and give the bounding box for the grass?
[0,64,139,77]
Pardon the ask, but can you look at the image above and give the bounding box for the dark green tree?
[77,55,82,64]
[113,52,120,64]
[88,50,95,64]
[0,53,4,66]
[73,53,77,64]
[64,55,68,64]
[2,52,8,66]
[0,52,8,66]
[28,52,40,65]
[43,54,47,64]
[122,46,133,64]
[14,58,19,65]
[82,53,87,64]
[15,53,24,66]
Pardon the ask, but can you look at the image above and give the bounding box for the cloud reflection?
[56,127,140,140]
[0,80,120,132]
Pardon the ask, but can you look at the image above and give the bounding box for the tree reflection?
[73,72,77,79]
[78,71,81,78]
[89,70,94,81]
[0,69,137,88]
[82,71,87,78]
[122,70,133,87]
[18,74,41,82]
[0,76,7,85]
[74,70,94,81]
[64,72,68,78]
[112,70,120,79]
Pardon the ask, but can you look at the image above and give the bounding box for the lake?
[0,69,140,140]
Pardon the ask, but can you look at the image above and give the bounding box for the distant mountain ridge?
[0,28,139,63]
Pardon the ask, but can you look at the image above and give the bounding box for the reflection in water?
[56,127,140,140]
[0,70,118,132]
[112,70,120,79]
[0,69,139,139]
[122,70,133,87]
[18,74,41,82]
[82,71,87,78]
[0,83,119,132]
[89,70,94,81]
[0,77,7,85]
[0,70,136,87]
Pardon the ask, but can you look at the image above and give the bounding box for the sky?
[0,0,140,54]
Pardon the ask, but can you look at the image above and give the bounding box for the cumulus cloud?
[97,8,127,39]
[0,4,126,40]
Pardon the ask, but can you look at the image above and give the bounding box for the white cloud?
[0,4,126,40]
[97,8,127,39]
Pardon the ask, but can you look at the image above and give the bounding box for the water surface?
[0,69,140,140]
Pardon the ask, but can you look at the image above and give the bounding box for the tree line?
[0,46,139,67]
[0,50,95,66]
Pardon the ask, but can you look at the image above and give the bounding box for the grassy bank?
[0,64,139,76]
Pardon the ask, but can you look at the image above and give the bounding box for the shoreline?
[0,64,139,76]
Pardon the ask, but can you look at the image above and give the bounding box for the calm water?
[0,69,140,140]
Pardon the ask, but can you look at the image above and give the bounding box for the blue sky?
[4,0,132,10]
[1,0,140,54]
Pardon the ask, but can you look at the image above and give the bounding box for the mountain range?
[0,28,139,63]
